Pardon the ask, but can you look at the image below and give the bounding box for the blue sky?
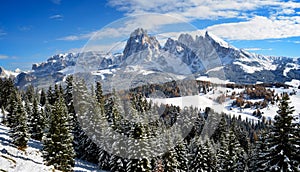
[0,0,300,70]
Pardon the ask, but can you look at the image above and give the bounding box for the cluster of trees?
[0,77,299,171]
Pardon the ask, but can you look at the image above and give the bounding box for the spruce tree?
[47,86,55,105]
[29,97,45,140]
[174,141,188,171]
[73,77,101,164]
[7,89,18,128]
[162,147,178,172]
[10,92,29,149]
[40,88,46,106]
[42,96,75,171]
[249,131,269,172]
[265,93,299,171]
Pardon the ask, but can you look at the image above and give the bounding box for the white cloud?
[49,14,63,20]
[205,16,300,40]
[0,55,9,59]
[59,0,300,43]
[106,0,300,40]
[244,48,272,51]
[58,14,188,41]
[108,0,300,20]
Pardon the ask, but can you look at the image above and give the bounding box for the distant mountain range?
[2,28,299,88]
[0,67,20,79]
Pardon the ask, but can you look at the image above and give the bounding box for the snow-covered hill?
[150,83,300,122]
[0,113,105,172]
[14,28,300,88]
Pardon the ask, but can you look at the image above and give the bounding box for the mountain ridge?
[7,28,300,88]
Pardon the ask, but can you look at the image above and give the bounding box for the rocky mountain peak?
[123,28,161,60]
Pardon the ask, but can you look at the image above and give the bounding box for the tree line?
[0,77,299,171]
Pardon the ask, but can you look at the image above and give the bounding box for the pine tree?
[174,141,188,171]
[264,93,299,171]
[40,88,46,106]
[217,123,246,172]
[126,124,151,172]
[29,97,45,140]
[42,96,75,171]
[25,85,34,103]
[1,78,15,108]
[1,106,6,124]
[211,114,228,143]
[7,89,18,128]
[249,131,269,172]
[162,147,179,172]
[47,86,55,105]
[10,92,29,149]
[73,77,101,164]
[110,154,127,172]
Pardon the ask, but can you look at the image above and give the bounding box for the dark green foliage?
[25,85,34,103]
[264,93,299,171]
[42,96,75,171]
[40,88,46,106]
[29,97,45,140]
[190,139,216,172]
[162,148,178,172]
[249,131,269,172]
[0,78,15,108]
[174,142,188,171]
[6,89,18,128]
[10,92,29,149]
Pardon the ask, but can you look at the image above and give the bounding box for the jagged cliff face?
[13,28,300,88]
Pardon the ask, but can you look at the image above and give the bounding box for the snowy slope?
[150,87,300,122]
[0,113,105,172]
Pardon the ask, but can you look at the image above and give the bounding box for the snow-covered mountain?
[14,28,300,88]
[0,67,20,79]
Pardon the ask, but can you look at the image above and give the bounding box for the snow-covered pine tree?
[73,77,101,164]
[98,148,111,170]
[217,122,246,172]
[228,123,247,171]
[29,97,45,141]
[211,114,228,143]
[10,92,29,149]
[42,96,75,171]
[126,124,152,172]
[1,105,6,124]
[174,141,188,171]
[189,137,217,172]
[24,96,32,120]
[162,147,179,172]
[6,89,17,128]
[110,154,127,172]
[249,131,269,172]
[265,93,299,171]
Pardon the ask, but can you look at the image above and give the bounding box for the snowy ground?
[0,113,104,172]
[150,86,300,122]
